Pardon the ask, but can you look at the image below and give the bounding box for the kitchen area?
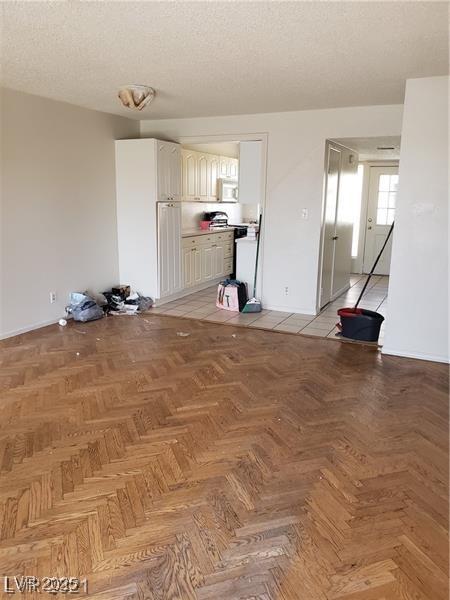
[115,137,263,311]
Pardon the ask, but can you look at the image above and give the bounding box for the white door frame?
[354,160,399,274]
[178,133,268,300]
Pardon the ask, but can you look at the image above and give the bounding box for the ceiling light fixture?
[118,85,155,111]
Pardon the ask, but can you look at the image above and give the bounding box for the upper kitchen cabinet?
[228,157,239,179]
[182,149,198,201]
[238,141,263,204]
[158,140,181,202]
[181,148,239,202]
[197,154,209,202]
[219,156,239,179]
[209,155,220,199]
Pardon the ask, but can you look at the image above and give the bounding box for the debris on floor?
[66,292,104,322]
[58,318,67,327]
[102,285,153,315]
[176,331,190,337]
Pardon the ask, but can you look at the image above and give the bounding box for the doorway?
[362,165,398,275]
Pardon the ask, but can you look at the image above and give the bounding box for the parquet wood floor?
[0,314,448,599]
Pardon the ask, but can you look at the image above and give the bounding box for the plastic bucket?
[337,308,384,342]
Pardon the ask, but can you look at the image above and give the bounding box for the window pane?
[379,175,391,191]
[377,208,388,225]
[377,192,389,208]
[386,209,395,225]
[388,192,396,208]
[390,175,399,191]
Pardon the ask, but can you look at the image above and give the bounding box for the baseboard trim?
[0,316,71,341]
[263,304,316,316]
[382,347,450,364]
[155,277,223,306]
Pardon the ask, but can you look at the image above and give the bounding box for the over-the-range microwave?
[217,178,238,202]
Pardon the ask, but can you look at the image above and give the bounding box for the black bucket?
[337,308,384,342]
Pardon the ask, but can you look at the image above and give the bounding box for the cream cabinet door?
[213,243,225,278]
[193,247,202,284]
[158,203,182,297]
[219,157,229,178]
[201,245,214,280]
[157,142,170,201]
[183,247,193,288]
[182,149,198,201]
[197,154,209,201]
[229,158,239,180]
[209,155,219,201]
[169,144,182,201]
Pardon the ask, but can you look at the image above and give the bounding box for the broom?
[242,213,263,313]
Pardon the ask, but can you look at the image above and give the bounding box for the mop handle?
[252,214,262,298]
[354,221,394,310]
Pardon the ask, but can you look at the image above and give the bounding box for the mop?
[242,214,263,313]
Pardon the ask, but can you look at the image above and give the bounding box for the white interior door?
[363,166,398,275]
[333,147,358,296]
[321,146,341,307]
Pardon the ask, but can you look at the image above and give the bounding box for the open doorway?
[317,136,401,344]
[318,141,359,311]
[332,136,400,277]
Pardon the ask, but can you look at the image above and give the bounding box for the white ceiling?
[2,2,448,120]
[182,142,239,158]
[332,136,401,161]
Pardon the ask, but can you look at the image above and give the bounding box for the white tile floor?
[150,274,389,345]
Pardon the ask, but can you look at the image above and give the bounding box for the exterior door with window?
[363,166,398,275]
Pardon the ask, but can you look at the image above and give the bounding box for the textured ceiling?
[1,2,448,120]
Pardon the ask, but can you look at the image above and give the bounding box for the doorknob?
[368,226,372,230]
[368,218,372,222]
[332,236,339,240]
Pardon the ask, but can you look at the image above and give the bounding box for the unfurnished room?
[0,2,449,599]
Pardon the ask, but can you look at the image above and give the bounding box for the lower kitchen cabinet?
[201,245,214,282]
[182,230,234,289]
[183,246,202,288]
[213,243,225,278]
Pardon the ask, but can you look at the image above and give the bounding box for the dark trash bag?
[67,292,104,322]
[337,308,384,342]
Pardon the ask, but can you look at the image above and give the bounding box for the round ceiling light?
[118,85,155,111]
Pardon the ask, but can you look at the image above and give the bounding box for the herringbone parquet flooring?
[0,315,448,599]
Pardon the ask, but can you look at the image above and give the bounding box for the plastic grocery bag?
[66,292,104,322]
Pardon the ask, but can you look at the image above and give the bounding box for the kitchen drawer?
[182,236,199,248]
[224,258,233,274]
[198,234,215,245]
[214,231,233,242]
[224,242,233,258]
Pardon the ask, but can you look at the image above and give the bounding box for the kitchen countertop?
[181,227,236,237]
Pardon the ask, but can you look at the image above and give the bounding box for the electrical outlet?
[49,292,57,304]
[284,286,289,296]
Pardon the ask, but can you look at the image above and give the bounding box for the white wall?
[383,77,449,363]
[0,88,139,338]
[141,104,403,313]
